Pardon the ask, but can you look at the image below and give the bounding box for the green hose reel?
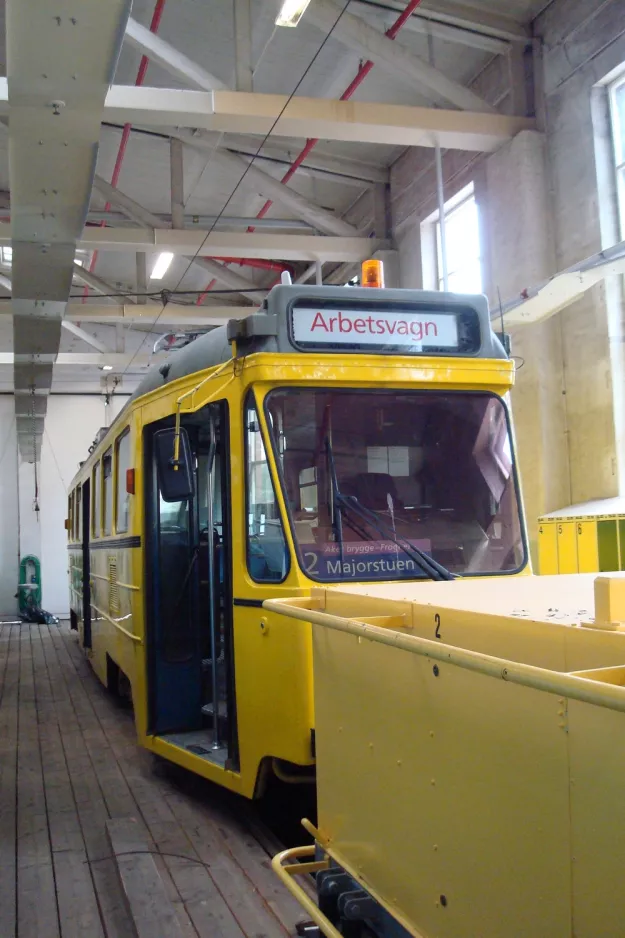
[18,555,42,612]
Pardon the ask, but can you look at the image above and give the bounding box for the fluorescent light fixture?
[150,252,174,280]
[275,0,312,27]
[101,365,113,371]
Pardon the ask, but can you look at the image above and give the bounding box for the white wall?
[0,393,129,617]
[0,396,18,615]
[40,395,129,616]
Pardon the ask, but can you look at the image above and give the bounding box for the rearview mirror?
[154,427,194,502]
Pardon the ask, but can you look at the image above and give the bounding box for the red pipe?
[194,258,292,306]
[210,257,293,272]
[84,0,168,298]
[197,0,423,304]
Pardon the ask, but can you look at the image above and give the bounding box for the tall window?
[102,449,113,536]
[245,396,288,582]
[92,463,100,537]
[116,430,131,533]
[609,73,625,237]
[436,184,483,294]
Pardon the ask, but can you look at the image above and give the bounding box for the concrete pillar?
[396,221,424,289]
[483,130,569,564]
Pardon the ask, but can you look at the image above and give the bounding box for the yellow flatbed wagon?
[268,573,625,938]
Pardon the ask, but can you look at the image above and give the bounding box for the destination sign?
[300,539,433,581]
[291,307,460,351]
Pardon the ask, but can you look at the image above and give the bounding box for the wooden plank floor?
[0,621,308,938]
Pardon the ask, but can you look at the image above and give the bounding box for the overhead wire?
[116,0,358,382]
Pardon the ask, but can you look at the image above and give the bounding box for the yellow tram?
[67,261,526,798]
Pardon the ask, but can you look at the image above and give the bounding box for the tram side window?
[103,449,113,536]
[68,493,73,540]
[92,462,100,538]
[116,430,131,534]
[245,396,289,582]
[76,485,81,541]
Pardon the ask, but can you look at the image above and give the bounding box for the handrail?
[263,597,625,715]
[271,846,340,938]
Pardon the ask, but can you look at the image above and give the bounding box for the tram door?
[82,479,92,648]
[146,403,237,765]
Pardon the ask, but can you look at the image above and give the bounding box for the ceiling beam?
[233,0,253,92]
[177,129,382,187]
[305,0,496,113]
[101,88,535,149]
[0,352,153,368]
[211,147,361,236]
[87,210,315,229]
[91,176,260,299]
[66,303,254,325]
[191,257,264,303]
[62,227,386,262]
[170,138,185,230]
[502,244,625,327]
[93,174,164,229]
[225,135,388,184]
[124,17,227,91]
[349,1,509,54]
[61,320,110,353]
[6,0,131,459]
[72,263,133,307]
[416,0,528,41]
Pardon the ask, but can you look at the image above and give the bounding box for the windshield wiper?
[325,435,344,563]
[336,492,455,582]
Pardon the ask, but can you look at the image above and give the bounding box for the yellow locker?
[537,521,558,575]
[556,521,578,573]
[576,521,599,573]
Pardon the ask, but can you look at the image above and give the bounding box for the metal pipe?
[428,28,448,291]
[315,261,323,285]
[263,599,625,715]
[206,411,220,750]
[208,257,293,272]
[435,145,448,290]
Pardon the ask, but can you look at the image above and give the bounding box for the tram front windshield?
[265,388,525,581]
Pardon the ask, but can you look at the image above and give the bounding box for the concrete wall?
[537,0,625,502]
[0,394,128,618]
[389,0,625,560]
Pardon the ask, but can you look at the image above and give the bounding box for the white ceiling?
[1,0,544,398]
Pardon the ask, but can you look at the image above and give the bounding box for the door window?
[245,395,289,582]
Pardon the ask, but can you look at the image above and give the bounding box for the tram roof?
[127,284,506,408]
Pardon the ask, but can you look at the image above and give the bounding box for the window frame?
[243,391,290,584]
[102,447,113,537]
[68,492,74,541]
[92,462,101,538]
[115,427,131,534]
[609,72,625,239]
[263,385,529,583]
[76,484,82,542]
[435,183,483,295]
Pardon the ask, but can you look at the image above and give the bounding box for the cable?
[0,288,272,301]
[117,0,355,381]
[44,429,68,492]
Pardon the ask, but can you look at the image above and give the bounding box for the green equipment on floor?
[18,554,42,612]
